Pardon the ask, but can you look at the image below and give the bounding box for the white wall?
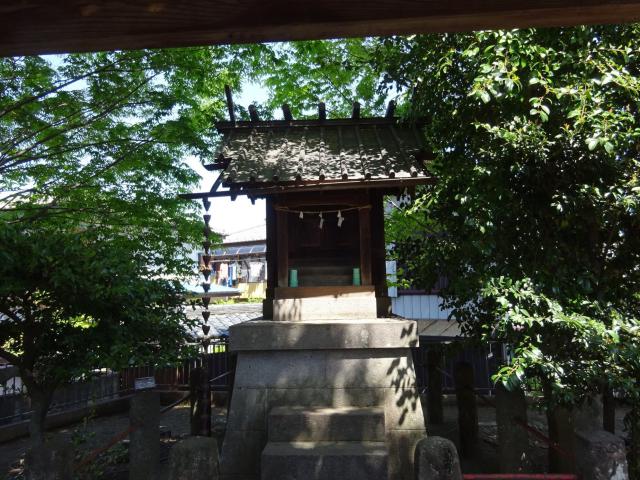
[391,294,452,320]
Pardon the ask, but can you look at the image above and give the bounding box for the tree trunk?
[28,388,52,446]
[629,405,640,480]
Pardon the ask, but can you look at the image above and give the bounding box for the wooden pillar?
[603,386,615,434]
[454,361,478,457]
[427,346,444,424]
[370,190,386,295]
[276,208,289,287]
[264,197,277,318]
[496,383,530,472]
[358,206,372,285]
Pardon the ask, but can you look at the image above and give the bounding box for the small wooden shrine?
[185,95,432,480]
[188,97,433,320]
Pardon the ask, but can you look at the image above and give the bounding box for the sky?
[184,81,270,242]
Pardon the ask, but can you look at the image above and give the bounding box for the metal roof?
[213,244,266,258]
[213,118,430,187]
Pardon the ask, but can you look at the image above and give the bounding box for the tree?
[0,47,263,274]
[0,224,195,445]
[247,27,640,474]
[0,46,264,447]
[374,27,640,473]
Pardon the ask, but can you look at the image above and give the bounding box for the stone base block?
[268,406,385,442]
[221,319,425,480]
[168,437,219,480]
[273,286,377,321]
[230,318,418,352]
[261,441,388,480]
[575,429,628,480]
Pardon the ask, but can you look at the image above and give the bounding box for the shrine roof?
[209,116,431,188]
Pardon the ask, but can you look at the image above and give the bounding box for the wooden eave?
[180,176,434,200]
[2,1,640,57]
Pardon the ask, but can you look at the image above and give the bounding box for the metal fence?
[412,340,504,395]
[0,338,231,427]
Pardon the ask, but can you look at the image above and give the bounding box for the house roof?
[212,117,430,189]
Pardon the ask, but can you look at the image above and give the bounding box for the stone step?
[261,441,388,480]
[268,406,385,442]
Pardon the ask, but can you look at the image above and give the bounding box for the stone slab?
[268,406,385,442]
[261,441,388,480]
[168,437,219,480]
[129,390,160,480]
[230,319,419,351]
[273,292,377,321]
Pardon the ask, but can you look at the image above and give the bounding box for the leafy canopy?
[0,224,195,388]
[0,47,262,273]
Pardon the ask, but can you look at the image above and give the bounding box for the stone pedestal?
[129,390,160,480]
[219,318,425,480]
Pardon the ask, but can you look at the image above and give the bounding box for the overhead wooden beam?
[1,1,640,56]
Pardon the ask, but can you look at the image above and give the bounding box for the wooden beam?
[282,104,293,121]
[179,175,435,199]
[248,104,260,122]
[351,102,361,120]
[385,100,396,119]
[2,1,640,56]
[265,197,277,317]
[358,206,373,286]
[276,210,289,287]
[203,160,229,171]
[224,85,236,123]
[318,102,326,122]
[215,117,398,131]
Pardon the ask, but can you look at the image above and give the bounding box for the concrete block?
[226,387,267,431]
[325,349,413,388]
[268,406,385,442]
[234,351,327,388]
[169,436,219,480]
[496,384,530,472]
[386,429,425,480]
[384,387,425,430]
[230,319,419,352]
[129,390,160,480]
[261,441,388,480]
[273,297,377,321]
[219,429,266,477]
[266,388,332,411]
[25,437,73,480]
[414,436,462,480]
[575,429,628,480]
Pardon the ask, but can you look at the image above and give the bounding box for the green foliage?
[0,48,254,273]
[0,224,196,390]
[374,27,640,405]
[250,30,640,467]
[243,40,387,118]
